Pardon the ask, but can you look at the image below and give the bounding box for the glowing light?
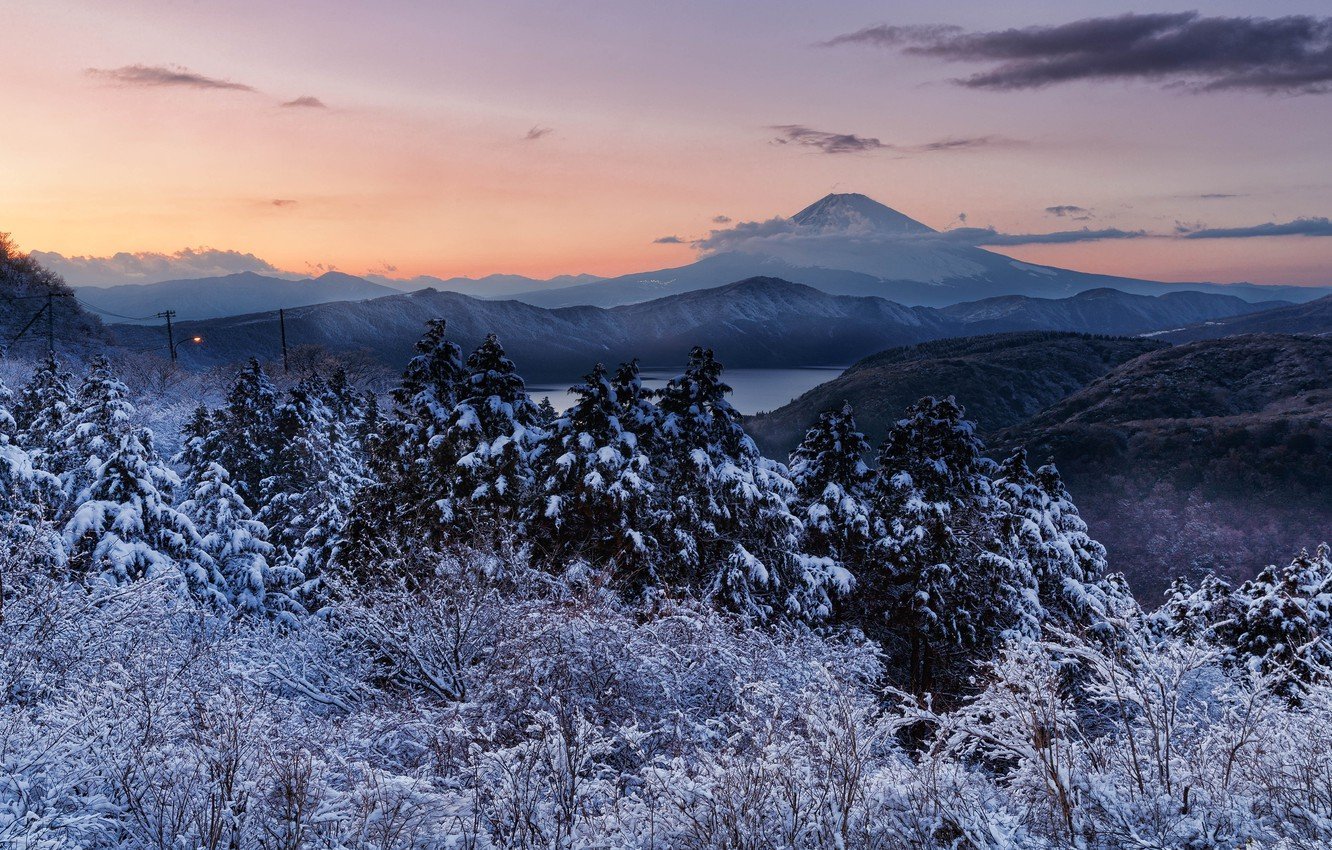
[191,336,203,343]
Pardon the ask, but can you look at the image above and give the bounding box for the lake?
[528,366,846,416]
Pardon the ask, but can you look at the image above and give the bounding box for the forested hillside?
[746,332,1164,456]
[1000,334,1332,598]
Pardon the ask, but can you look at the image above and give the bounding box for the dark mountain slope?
[745,333,1165,457]
[1158,295,1332,342]
[942,288,1290,336]
[998,334,1332,598]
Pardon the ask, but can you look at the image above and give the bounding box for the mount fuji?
[511,193,1326,309]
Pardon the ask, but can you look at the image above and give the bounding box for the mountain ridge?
[105,276,1278,381]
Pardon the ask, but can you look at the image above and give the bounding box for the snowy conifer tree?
[211,358,279,505]
[529,363,659,587]
[12,352,75,467]
[1228,545,1332,701]
[339,320,467,574]
[655,347,845,621]
[788,402,875,587]
[869,396,1022,696]
[260,376,366,604]
[63,418,208,593]
[183,462,301,623]
[52,356,136,508]
[435,333,544,541]
[0,376,63,566]
[994,449,1111,635]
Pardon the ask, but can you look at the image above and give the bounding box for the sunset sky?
[4,0,1331,286]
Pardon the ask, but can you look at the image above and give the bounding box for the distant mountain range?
[74,270,605,322]
[508,194,1331,308]
[75,271,403,322]
[71,194,1327,319]
[366,272,602,298]
[106,276,1282,381]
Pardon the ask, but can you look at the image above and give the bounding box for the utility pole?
[46,293,54,355]
[279,308,290,373]
[156,310,177,361]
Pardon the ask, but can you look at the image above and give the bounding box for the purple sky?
[4,0,1331,285]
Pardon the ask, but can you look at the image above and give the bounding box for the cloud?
[1192,193,1246,200]
[912,136,1013,152]
[31,247,297,287]
[770,125,1015,156]
[282,95,326,108]
[824,13,1332,94]
[1178,217,1332,239]
[1045,205,1089,217]
[271,199,298,207]
[86,64,255,91]
[525,125,554,141]
[653,235,687,244]
[945,226,1147,246]
[770,125,887,154]
[712,215,732,224]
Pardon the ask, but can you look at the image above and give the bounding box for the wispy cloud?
[770,125,1015,156]
[946,226,1147,246]
[712,215,732,224]
[31,247,296,286]
[86,64,255,92]
[1178,217,1332,239]
[525,125,554,141]
[282,95,326,108]
[824,13,1332,94]
[271,199,298,208]
[653,235,687,244]
[770,125,887,154]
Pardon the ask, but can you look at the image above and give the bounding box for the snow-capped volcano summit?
[509,192,1295,309]
[790,193,936,235]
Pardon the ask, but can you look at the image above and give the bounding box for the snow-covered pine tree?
[211,358,279,506]
[12,352,75,467]
[655,346,845,621]
[182,461,301,623]
[173,404,221,489]
[869,396,1022,697]
[435,333,544,542]
[1226,545,1332,702]
[0,375,64,567]
[611,359,663,454]
[788,402,875,589]
[534,396,557,428]
[63,413,209,594]
[52,356,136,509]
[259,375,366,605]
[994,449,1110,635]
[338,320,467,576]
[529,362,659,588]
[324,366,362,424]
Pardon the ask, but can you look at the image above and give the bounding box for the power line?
[72,297,160,321]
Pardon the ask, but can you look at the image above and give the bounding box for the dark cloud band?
[825,13,1332,94]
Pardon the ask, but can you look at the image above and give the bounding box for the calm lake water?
[528,366,845,416]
